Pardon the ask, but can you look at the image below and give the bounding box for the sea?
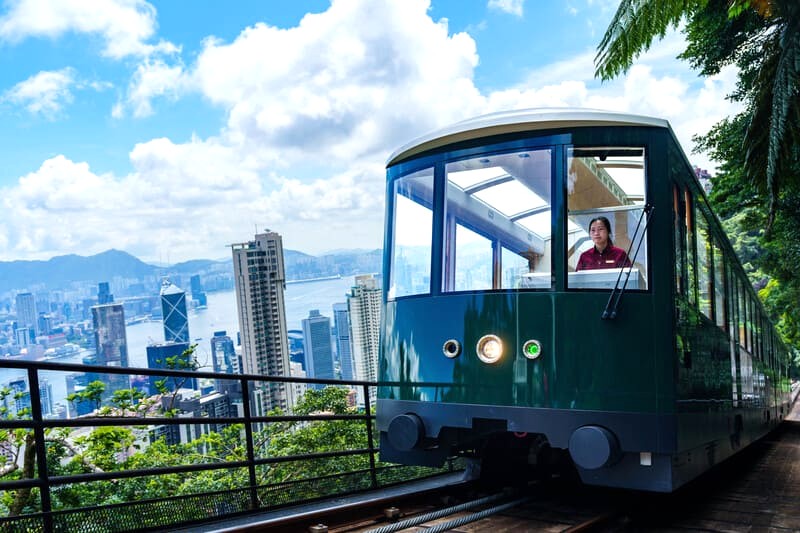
[0,275,361,409]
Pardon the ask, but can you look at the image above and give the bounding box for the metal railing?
[0,359,457,532]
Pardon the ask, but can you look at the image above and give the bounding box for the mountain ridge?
[0,248,382,294]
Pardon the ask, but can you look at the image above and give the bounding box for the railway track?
[216,419,800,532]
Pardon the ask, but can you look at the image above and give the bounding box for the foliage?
[597,0,800,228]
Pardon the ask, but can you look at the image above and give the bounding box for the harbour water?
[1,275,364,409]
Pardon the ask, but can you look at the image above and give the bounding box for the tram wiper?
[602,204,654,320]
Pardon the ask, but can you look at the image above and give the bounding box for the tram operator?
[576,216,632,271]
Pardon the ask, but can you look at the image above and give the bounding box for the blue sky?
[0,0,740,263]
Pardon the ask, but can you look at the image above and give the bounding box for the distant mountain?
[0,247,383,294]
[0,249,158,293]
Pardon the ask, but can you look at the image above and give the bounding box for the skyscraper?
[301,309,335,387]
[97,282,113,304]
[15,292,37,336]
[91,303,130,394]
[210,331,236,374]
[231,231,293,414]
[190,275,208,307]
[160,280,190,344]
[332,303,355,381]
[347,274,382,404]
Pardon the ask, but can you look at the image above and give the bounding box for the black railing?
[0,359,458,532]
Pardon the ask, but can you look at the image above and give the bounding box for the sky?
[0,0,742,263]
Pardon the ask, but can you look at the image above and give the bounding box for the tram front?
[377,110,670,490]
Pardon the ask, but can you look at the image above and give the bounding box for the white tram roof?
[387,108,671,167]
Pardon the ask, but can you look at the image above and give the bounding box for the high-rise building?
[332,303,354,381]
[231,231,293,415]
[287,329,305,370]
[146,341,194,395]
[37,313,52,336]
[15,292,37,336]
[97,282,114,304]
[15,327,31,347]
[190,275,208,307]
[91,303,130,394]
[347,274,382,404]
[301,309,335,387]
[160,280,190,344]
[210,331,235,374]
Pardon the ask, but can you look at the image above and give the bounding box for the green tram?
[376,109,795,492]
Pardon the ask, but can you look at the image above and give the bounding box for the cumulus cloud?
[0,0,742,262]
[191,0,482,166]
[2,67,112,117]
[0,0,177,59]
[114,59,189,118]
[488,0,524,17]
[2,68,76,117]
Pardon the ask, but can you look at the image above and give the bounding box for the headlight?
[442,339,461,358]
[523,339,542,360]
[476,334,503,364]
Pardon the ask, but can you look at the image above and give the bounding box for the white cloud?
[0,0,178,59]
[2,68,76,117]
[0,0,743,262]
[488,0,524,17]
[116,59,189,118]
[190,0,482,167]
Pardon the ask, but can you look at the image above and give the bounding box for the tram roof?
[387,108,671,166]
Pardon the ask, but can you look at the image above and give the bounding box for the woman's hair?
[588,216,613,246]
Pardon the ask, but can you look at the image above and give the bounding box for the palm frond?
[595,0,705,80]
[745,0,800,229]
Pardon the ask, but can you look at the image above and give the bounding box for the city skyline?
[0,1,740,263]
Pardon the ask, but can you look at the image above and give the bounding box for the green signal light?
[523,340,542,360]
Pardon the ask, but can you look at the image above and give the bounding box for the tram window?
[748,298,755,353]
[713,242,726,331]
[696,210,712,319]
[737,280,746,347]
[567,147,648,290]
[443,148,552,292]
[388,168,434,299]
[672,184,684,296]
[728,267,737,340]
[685,190,696,305]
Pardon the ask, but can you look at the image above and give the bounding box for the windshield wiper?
[602,203,654,320]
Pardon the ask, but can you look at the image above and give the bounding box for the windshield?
[567,147,649,290]
[443,148,553,291]
[386,144,649,299]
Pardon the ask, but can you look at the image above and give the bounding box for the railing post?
[363,383,378,489]
[27,368,53,532]
[240,379,259,510]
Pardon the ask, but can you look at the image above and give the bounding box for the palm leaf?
[744,0,800,228]
[595,0,705,80]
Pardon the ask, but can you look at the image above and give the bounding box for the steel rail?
[363,491,513,533]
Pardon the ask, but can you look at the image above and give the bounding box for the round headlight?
[476,334,503,364]
[523,339,542,360]
[442,339,461,358]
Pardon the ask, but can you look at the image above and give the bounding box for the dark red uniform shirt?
[576,245,631,271]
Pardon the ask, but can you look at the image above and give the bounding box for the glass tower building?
[160,280,190,344]
[302,309,335,387]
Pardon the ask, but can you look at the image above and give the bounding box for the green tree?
[66,380,106,413]
[596,0,800,226]
[259,387,370,487]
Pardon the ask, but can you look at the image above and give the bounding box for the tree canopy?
[597,0,800,229]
